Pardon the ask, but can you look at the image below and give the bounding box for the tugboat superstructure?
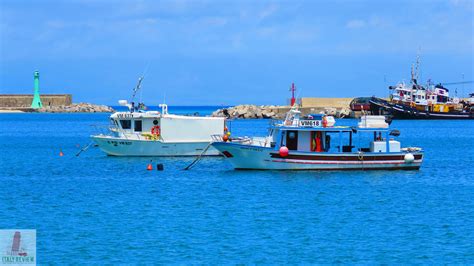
[370,57,474,119]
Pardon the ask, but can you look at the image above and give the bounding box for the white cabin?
[92,102,226,156]
[110,111,225,143]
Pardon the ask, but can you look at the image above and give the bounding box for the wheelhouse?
[273,127,400,154]
[270,111,400,154]
[110,111,161,136]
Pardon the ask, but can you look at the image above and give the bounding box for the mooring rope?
[76,142,95,157]
[183,143,212,170]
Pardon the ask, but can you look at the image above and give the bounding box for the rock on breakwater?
[212,105,286,119]
[212,105,353,119]
[37,102,114,113]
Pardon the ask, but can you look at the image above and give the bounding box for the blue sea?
[1,106,473,264]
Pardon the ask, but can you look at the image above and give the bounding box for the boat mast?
[415,53,420,82]
[131,76,144,103]
[289,82,297,106]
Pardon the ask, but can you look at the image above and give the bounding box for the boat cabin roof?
[110,111,224,121]
[275,125,389,133]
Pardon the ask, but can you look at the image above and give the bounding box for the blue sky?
[0,0,472,105]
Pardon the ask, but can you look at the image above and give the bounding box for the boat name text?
[299,120,322,127]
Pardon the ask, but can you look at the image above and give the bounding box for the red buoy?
[223,135,229,142]
[279,146,289,157]
[147,163,153,170]
[59,151,64,157]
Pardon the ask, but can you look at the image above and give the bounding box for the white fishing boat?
[211,107,423,170]
[91,102,225,156]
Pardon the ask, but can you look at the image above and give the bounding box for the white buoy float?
[404,153,415,163]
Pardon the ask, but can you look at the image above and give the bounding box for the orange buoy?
[59,151,64,157]
[223,135,229,142]
[279,146,289,157]
[147,163,153,170]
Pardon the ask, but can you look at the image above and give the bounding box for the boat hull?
[91,135,221,156]
[370,97,474,119]
[212,142,423,170]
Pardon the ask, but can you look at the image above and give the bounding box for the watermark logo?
[0,230,36,265]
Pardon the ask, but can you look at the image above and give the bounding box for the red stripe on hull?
[270,153,423,161]
[270,159,422,165]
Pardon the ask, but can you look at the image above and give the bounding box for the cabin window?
[120,120,131,129]
[134,120,142,132]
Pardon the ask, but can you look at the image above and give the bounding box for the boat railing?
[270,119,283,127]
[211,134,224,142]
[211,134,270,147]
[91,124,116,136]
[92,124,153,140]
[211,134,252,144]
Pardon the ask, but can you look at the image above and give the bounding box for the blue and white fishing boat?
[211,107,423,170]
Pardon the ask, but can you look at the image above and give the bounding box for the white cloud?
[346,19,366,29]
[258,4,279,20]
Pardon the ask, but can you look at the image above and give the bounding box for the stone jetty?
[212,105,352,119]
[0,94,114,113]
[37,102,114,113]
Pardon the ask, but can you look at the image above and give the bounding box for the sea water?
[1,107,473,264]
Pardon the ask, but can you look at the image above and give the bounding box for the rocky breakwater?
[212,105,352,119]
[212,105,287,119]
[37,103,114,113]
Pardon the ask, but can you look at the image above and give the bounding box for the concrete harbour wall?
[300,97,353,108]
[0,94,72,107]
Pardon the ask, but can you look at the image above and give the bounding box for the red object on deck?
[316,132,322,152]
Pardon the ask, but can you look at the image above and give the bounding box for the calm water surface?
[1,108,473,264]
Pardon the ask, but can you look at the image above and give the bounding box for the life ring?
[151,125,161,136]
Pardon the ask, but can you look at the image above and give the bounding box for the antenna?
[415,52,420,81]
[131,76,144,101]
[131,62,152,103]
[462,73,465,97]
